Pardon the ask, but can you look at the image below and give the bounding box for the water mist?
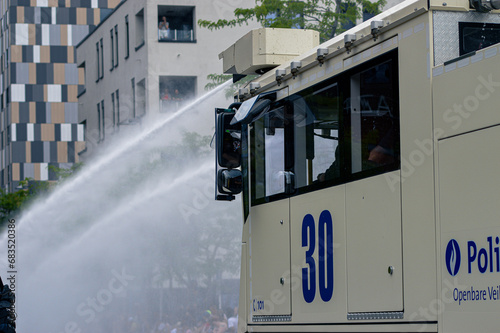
[0,80,243,333]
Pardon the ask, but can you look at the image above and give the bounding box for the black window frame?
[101,100,105,142]
[110,28,114,71]
[116,89,120,129]
[131,78,136,118]
[249,49,400,207]
[111,92,115,129]
[125,15,130,59]
[114,25,119,67]
[97,102,101,143]
[343,53,400,183]
[96,41,100,82]
[135,9,145,51]
[99,38,104,80]
[250,98,294,205]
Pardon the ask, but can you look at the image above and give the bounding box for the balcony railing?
[158,28,195,42]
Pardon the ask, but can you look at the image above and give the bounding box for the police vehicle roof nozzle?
[276,69,286,86]
[291,61,302,79]
[344,34,357,54]
[317,48,329,66]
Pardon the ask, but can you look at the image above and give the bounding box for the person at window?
[159,16,169,40]
[317,145,340,182]
[317,118,395,182]
[161,88,170,100]
[161,88,171,112]
[172,89,182,101]
[366,127,395,166]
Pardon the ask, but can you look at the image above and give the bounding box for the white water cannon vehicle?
[214,0,500,331]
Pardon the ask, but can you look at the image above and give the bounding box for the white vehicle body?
[215,0,500,331]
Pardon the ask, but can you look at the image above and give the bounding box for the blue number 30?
[302,210,334,303]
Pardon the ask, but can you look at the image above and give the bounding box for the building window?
[137,79,146,118]
[100,38,104,80]
[78,62,86,97]
[96,42,100,82]
[114,25,119,67]
[131,78,136,118]
[101,100,105,142]
[5,30,8,69]
[110,29,115,70]
[135,9,145,51]
[111,92,115,130]
[116,89,120,129]
[125,15,130,59]
[80,120,87,142]
[158,6,196,43]
[159,76,196,113]
[97,103,101,142]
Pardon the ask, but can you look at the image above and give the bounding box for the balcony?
[159,76,196,113]
[158,5,196,43]
[158,27,195,43]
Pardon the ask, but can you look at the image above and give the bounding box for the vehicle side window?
[251,103,289,202]
[291,81,340,189]
[348,59,399,176]
[250,50,399,205]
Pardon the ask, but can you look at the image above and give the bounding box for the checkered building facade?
[1,0,120,190]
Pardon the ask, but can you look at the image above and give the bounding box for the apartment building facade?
[0,0,121,191]
[76,0,260,157]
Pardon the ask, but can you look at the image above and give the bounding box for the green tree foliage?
[204,74,233,91]
[204,74,258,98]
[199,0,386,42]
[0,178,51,225]
[0,188,28,224]
[200,0,386,93]
[49,162,84,181]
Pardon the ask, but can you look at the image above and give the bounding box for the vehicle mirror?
[218,169,243,195]
[217,112,241,168]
